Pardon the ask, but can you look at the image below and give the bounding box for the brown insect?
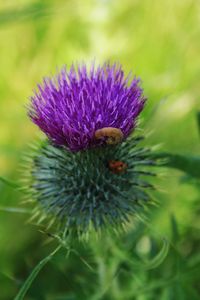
[108,160,128,174]
[94,127,123,145]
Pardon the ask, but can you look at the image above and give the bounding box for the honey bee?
[108,160,128,174]
[95,127,123,145]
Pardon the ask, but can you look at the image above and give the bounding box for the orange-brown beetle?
[94,127,123,145]
[108,160,128,174]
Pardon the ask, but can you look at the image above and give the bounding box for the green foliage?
[154,152,200,179]
[152,111,200,178]
[197,111,200,138]
[14,246,61,300]
[0,175,20,189]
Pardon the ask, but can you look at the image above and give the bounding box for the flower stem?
[14,245,61,300]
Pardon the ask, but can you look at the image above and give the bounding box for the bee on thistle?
[95,127,124,145]
[26,62,155,237]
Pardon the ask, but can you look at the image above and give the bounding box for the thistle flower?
[29,63,145,151]
[26,62,155,237]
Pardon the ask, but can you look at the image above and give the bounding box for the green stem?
[0,175,20,189]
[14,245,61,300]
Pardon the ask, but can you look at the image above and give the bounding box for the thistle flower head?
[29,63,145,151]
[28,137,154,235]
[26,62,155,238]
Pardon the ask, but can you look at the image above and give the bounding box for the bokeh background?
[0,0,200,299]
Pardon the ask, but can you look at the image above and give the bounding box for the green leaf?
[170,214,179,243]
[114,238,169,270]
[0,176,20,189]
[142,238,169,270]
[197,112,200,136]
[153,152,200,179]
[14,246,61,300]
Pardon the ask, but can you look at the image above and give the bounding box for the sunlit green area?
[0,0,200,299]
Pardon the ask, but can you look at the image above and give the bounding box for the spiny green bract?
[27,135,155,237]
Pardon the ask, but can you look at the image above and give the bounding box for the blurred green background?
[0,0,200,299]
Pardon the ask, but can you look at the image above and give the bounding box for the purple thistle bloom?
[29,63,146,151]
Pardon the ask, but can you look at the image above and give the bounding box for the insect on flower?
[108,160,128,174]
[95,127,123,145]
